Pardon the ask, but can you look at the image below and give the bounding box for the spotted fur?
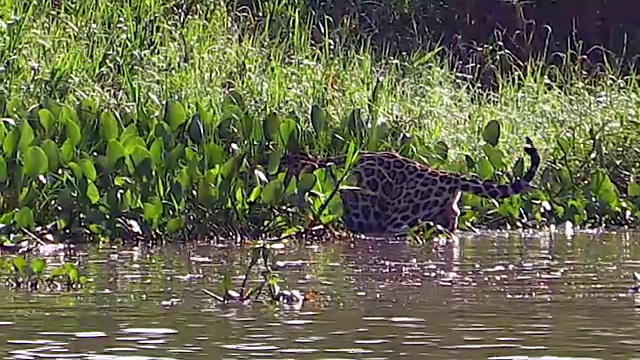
[282,137,540,235]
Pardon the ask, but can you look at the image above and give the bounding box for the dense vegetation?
[0,0,639,246]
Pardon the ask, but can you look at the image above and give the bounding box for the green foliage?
[0,0,637,243]
[0,255,90,292]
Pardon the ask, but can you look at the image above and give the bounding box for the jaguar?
[281,136,540,236]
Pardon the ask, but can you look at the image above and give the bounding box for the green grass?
[0,0,639,242]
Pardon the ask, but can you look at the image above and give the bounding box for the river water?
[0,230,639,359]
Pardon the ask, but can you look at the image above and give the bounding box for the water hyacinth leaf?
[60,138,75,164]
[12,256,26,273]
[482,144,504,169]
[65,117,81,146]
[68,162,83,180]
[23,146,49,177]
[143,197,163,222]
[267,148,283,175]
[30,258,46,275]
[79,158,97,181]
[629,176,640,197]
[86,181,100,204]
[297,173,317,194]
[205,142,224,167]
[68,267,79,283]
[482,120,501,146]
[37,108,56,137]
[248,186,262,202]
[0,156,7,182]
[15,207,34,230]
[263,113,280,141]
[221,155,243,179]
[99,110,119,141]
[41,139,60,171]
[188,114,204,144]
[166,217,184,234]
[18,120,35,152]
[131,145,153,166]
[589,169,618,207]
[149,138,164,166]
[311,104,328,135]
[164,100,188,131]
[477,158,494,180]
[106,139,126,167]
[3,128,19,156]
[167,144,185,169]
[262,179,284,205]
[240,113,254,141]
[195,101,212,125]
[278,119,296,145]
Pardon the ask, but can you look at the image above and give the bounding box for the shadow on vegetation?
[227,0,640,87]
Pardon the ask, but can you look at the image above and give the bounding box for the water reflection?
[0,230,640,359]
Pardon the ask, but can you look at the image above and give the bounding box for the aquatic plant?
[0,0,637,247]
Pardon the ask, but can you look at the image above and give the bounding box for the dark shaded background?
[227,0,640,81]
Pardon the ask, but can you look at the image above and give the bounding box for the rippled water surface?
[1,230,640,359]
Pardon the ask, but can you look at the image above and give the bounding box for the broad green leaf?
[0,156,7,182]
[267,148,283,175]
[99,110,119,141]
[12,256,26,272]
[278,119,296,146]
[588,169,618,207]
[248,186,262,202]
[165,100,188,131]
[482,144,504,170]
[30,258,46,275]
[106,139,126,167]
[68,162,83,180]
[143,197,163,222]
[65,118,81,146]
[18,120,34,152]
[166,217,184,233]
[131,145,153,166]
[263,112,280,141]
[149,138,164,166]
[629,177,640,197]
[3,128,19,156]
[482,120,501,146]
[15,207,34,229]
[261,179,283,205]
[239,113,253,142]
[297,173,317,194]
[41,139,60,171]
[23,146,49,177]
[79,158,97,181]
[60,138,75,164]
[86,181,100,204]
[477,158,494,180]
[68,267,79,283]
[37,108,56,136]
[311,104,327,135]
[205,143,224,167]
